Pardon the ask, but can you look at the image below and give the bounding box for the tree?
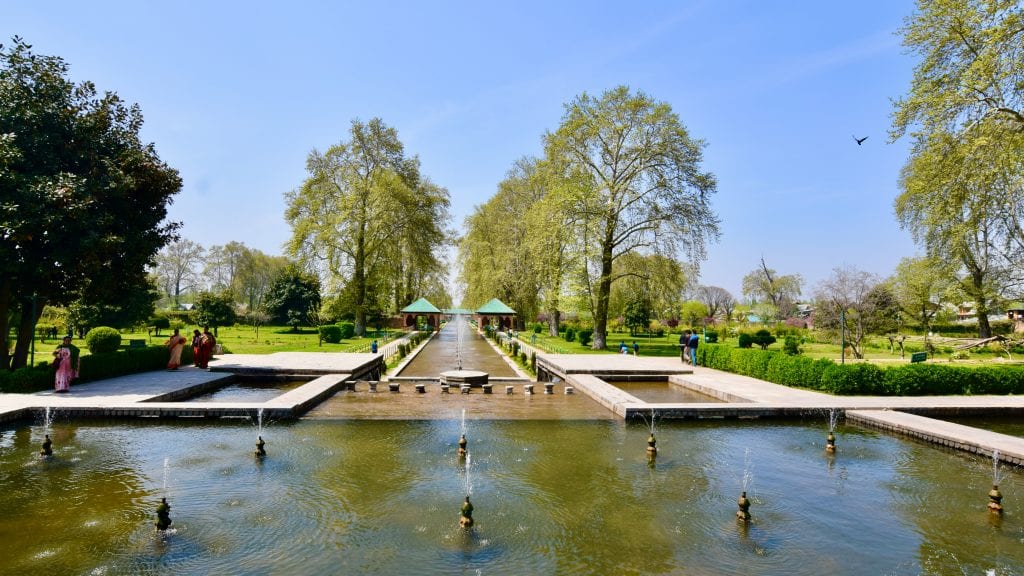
[623,295,652,336]
[892,1,1024,334]
[285,118,449,336]
[697,285,735,323]
[154,239,205,307]
[679,300,709,328]
[0,38,181,369]
[889,256,954,332]
[204,241,249,292]
[544,86,720,349]
[741,257,803,322]
[264,267,321,328]
[892,0,1024,140]
[193,290,237,336]
[813,266,896,359]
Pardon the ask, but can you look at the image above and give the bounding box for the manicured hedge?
[696,343,1024,396]
[0,345,194,393]
[319,325,343,344]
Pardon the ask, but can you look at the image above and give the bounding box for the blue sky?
[4,0,920,299]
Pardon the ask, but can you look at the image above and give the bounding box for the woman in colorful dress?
[191,329,202,367]
[52,336,80,392]
[197,326,216,369]
[165,329,187,370]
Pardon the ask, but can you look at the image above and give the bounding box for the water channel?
[0,318,1021,574]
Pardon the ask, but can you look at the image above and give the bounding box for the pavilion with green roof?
[401,298,442,330]
[476,298,516,330]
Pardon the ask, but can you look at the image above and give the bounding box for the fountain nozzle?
[988,484,1004,513]
[458,434,468,458]
[646,433,657,455]
[460,496,474,527]
[826,431,836,453]
[255,436,267,457]
[736,491,752,522]
[40,434,52,456]
[155,497,172,530]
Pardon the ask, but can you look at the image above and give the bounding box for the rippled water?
[1,417,1021,575]
[611,380,726,404]
[398,318,518,378]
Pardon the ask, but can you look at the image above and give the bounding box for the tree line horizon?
[3,1,1022,367]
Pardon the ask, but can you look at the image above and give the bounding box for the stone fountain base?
[440,370,489,387]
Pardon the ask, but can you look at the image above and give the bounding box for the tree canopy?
[0,37,180,368]
[285,118,450,335]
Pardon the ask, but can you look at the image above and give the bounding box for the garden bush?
[783,335,801,355]
[337,322,355,340]
[752,329,776,350]
[737,332,753,349]
[564,328,576,343]
[85,326,122,353]
[319,325,343,344]
[577,329,593,347]
[705,329,718,343]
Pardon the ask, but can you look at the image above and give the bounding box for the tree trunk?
[353,222,367,337]
[591,240,614,350]
[11,297,44,369]
[548,308,560,336]
[0,277,11,370]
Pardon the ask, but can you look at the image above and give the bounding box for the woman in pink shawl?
[52,336,80,392]
[165,329,187,370]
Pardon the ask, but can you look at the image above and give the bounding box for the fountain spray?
[826,409,839,453]
[157,457,172,530]
[988,450,1004,514]
[737,448,753,522]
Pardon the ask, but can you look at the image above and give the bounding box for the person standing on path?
[52,336,80,392]
[688,330,700,366]
[165,329,187,370]
[198,326,216,369]
[191,329,202,367]
[681,330,691,364]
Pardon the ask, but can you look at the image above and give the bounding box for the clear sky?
[4,0,921,299]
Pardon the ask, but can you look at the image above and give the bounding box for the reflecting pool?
[1,416,1021,575]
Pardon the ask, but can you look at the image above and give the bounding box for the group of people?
[165,326,216,370]
[679,330,700,366]
[619,341,640,355]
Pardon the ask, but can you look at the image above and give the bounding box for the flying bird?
[853,135,868,145]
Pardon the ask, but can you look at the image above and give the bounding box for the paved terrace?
[2,350,1023,466]
[537,354,1024,466]
[0,352,382,424]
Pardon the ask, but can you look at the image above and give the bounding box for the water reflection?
[398,318,517,378]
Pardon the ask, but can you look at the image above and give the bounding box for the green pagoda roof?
[401,298,441,314]
[476,298,516,315]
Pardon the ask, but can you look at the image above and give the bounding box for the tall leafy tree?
[813,266,896,359]
[154,239,205,307]
[741,257,803,322]
[263,266,322,327]
[192,290,238,336]
[544,86,720,349]
[892,1,1024,333]
[697,285,735,323]
[888,255,955,332]
[285,118,449,335]
[0,38,180,368]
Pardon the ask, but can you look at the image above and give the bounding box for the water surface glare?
[0,418,1021,575]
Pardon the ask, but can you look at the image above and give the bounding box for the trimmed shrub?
[737,333,753,349]
[0,362,53,393]
[821,363,884,395]
[783,335,802,355]
[705,329,719,343]
[533,324,542,334]
[564,328,576,343]
[319,325,343,344]
[337,322,355,340]
[85,327,122,353]
[752,329,776,350]
[577,329,593,347]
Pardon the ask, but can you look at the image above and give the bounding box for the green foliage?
[193,290,237,330]
[737,332,753,349]
[0,38,182,369]
[84,327,122,354]
[783,335,802,356]
[150,316,171,330]
[0,362,53,393]
[533,324,542,334]
[698,342,1024,396]
[577,329,593,347]
[337,322,355,340]
[564,328,576,343]
[752,329,776,350]
[704,329,718,343]
[319,325,342,344]
[624,296,652,336]
[264,267,322,326]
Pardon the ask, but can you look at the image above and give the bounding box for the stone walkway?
[2,351,1023,466]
